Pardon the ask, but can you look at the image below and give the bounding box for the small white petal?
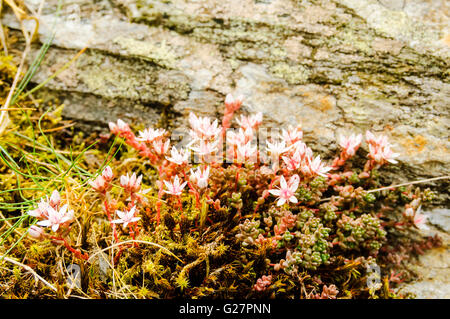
[268,189,281,196]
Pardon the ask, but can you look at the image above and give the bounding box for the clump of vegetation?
[0,88,441,298]
[0,1,442,299]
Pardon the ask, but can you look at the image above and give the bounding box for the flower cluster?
[108,119,170,163]
[254,275,272,292]
[365,131,400,169]
[312,285,339,299]
[26,190,88,260]
[27,190,73,234]
[23,92,436,298]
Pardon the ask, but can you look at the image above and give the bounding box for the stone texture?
[5,1,448,184]
[2,0,449,298]
[2,0,450,180]
[4,0,449,194]
[396,215,450,299]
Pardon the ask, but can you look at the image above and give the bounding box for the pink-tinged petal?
[27,209,41,218]
[37,220,51,227]
[111,219,123,224]
[52,224,60,232]
[163,180,172,190]
[288,175,300,192]
[108,122,117,132]
[387,158,398,164]
[120,175,128,186]
[268,189,281,196]
[59,204,68,215]
[116,210,126,219]
[28,225,44,239]
[289,196,298,204]
[279,176,288,189]
[277,198,286,206]
[49,190,61,207]
[102,166,113,180]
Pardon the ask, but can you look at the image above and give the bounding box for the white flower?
[282,151,302,171]
[37,204,73,232]
[225,93,244,106]
[413,213,429,230]
[303,155,332,177]
[101,166,114,181]
[163,176,188,196]
[368,144,399,164]
[112,206,141,228]
[236,141,257,162]
[89,175,107,192]
[28,225,44,239]
[190,139,219,156]
[268,175,299,206]
[152,139,170,155]
[190,166,210,189]
[281,126,303,145]
[266,140,292,158]
[109,119,130,134]
[339,133,362,157]
[136,127,166,143]
[225,93,244,111]
[27,198,49,218]
[120,173,143,193]
[366,131,388,147]
[166,146,189,165]
[236,112,263,130]
[188,113,222,140]
[227,128,252,147]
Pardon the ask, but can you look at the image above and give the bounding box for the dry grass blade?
[1,255,57,292]
[0,0,39,136]
[87,240,184,264]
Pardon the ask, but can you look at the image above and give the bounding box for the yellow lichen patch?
[301,91,336,113]
[318,96,334,112]
[440,34,450,46]
[401,135,428,154]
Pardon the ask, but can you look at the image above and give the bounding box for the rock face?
[2,0,449,298]
[3,2,449,179]
[3,0,449,194]
[397,208,450,299]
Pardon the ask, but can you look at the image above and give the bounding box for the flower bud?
[28,225,44,239]
[49,190,61,207]
[102,166,114,181]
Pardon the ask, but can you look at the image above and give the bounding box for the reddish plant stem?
[51,236,89,260]
[156,187,164,225]
[177,196,184,218]
[183,170,200,208]
[104,199,119,243]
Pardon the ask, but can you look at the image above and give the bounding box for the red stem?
[104,199,119,243]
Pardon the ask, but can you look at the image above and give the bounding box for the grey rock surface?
[3,1,449,186]
[2,0,449,299]
[396,222,450,299]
